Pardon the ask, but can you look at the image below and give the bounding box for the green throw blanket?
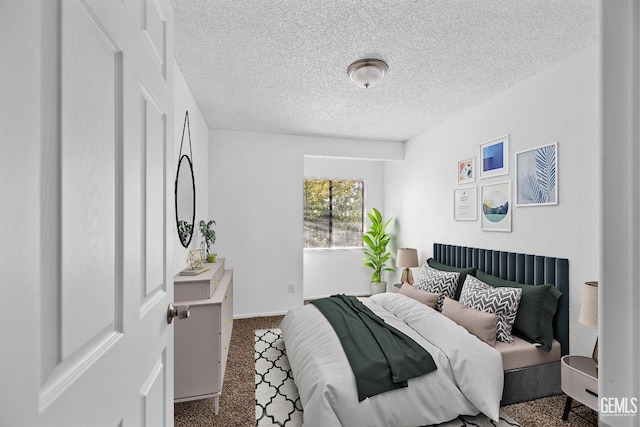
[311,294,437,401]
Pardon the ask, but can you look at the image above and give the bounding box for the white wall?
[385,42,601,357]
[303,157,387,299]
[209,130,402,317]
[173,61,210,274]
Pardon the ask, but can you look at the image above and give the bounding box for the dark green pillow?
[475,270,562,352]
[426,258,476,300]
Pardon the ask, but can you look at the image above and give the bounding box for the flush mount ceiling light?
[347,58,388,89]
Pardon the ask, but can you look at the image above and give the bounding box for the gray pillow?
[459,276,522,344]
[415,263,460,304]
[426,258,476,300]
[474,270,561,352]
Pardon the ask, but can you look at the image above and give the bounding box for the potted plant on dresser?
[363,208,395,295]
[199,219,217,263]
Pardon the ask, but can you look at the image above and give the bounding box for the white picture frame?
[481,181,512,232]
[454,186,477,221]
[515,142,558,207]
[479,135,509,179]
[457,157,475,184]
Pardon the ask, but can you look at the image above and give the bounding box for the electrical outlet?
[288,284,295,293]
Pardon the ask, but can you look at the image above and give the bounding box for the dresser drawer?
[174,303,222,399]
[174,259,225,301]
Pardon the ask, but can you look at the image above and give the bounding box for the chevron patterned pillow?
[459,276,523,344]
[415,264,460,310]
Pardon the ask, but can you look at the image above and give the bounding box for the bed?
[280,243,569,426]
[432,243,569,405]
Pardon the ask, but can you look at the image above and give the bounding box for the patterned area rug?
[254,328,521,427]
[255,329,303,426]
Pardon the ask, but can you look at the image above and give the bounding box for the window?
[303,179,364,249]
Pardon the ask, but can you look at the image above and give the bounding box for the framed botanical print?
[516,142,558,207]
[480,135,509,179]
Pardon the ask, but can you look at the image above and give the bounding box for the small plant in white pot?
[199,219,217,263]
[363,208,395,295]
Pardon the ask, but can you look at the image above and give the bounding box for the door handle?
[167,303,190,324]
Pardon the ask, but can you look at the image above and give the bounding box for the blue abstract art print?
[516,142,558,207]
[479,135,509,179]
[483,142,503,170]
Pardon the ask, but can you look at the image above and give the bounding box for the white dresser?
[174,260,234,414]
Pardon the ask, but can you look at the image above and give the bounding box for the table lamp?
[579,281,598,368]
[396,248,419,285]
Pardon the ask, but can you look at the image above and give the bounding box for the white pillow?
[414,264,460,307]
[459,276,522,344]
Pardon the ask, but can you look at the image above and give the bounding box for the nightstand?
[561,355,598,422]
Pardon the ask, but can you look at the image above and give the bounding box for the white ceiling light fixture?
[347,58,388,89]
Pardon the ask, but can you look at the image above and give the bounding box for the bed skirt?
[501,361,562,406]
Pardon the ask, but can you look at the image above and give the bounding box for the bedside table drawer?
[561,356,598,411]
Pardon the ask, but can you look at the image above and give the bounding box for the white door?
[0,0,175,425]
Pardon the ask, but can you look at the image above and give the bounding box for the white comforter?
[280,292,503,427]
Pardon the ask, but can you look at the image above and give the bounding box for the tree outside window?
[303,179,364,249]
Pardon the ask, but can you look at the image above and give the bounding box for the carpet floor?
[174,316,598,427]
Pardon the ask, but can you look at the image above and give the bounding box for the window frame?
[303,178,366,250]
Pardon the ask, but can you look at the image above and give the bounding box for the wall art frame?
[457,157,475,184]
[481,181,512,232]
[479,135,509,179]
[515,141,558,207]
[454,185,477,221]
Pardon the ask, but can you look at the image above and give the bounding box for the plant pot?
[370,281,387,295]
[207,253,217,263]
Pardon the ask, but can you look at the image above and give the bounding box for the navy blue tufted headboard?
[433,243,570,356]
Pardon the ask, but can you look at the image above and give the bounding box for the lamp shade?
[579,281,598,329]
[396,248,419,268]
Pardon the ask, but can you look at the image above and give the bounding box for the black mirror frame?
[175,153,196,248]
[175,111,196,249]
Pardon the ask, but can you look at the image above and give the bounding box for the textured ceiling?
[173,0,600,142]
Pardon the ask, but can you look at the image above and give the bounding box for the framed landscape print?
[454,186,477,221]
[516,142,558,207]
[481,181,511,232]
[479,135,509,179]
[458,157,475,184]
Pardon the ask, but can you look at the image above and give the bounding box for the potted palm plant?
[199,219,217,263]
[363,208,395,294]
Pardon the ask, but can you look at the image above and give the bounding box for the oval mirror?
[175,154,195,248]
